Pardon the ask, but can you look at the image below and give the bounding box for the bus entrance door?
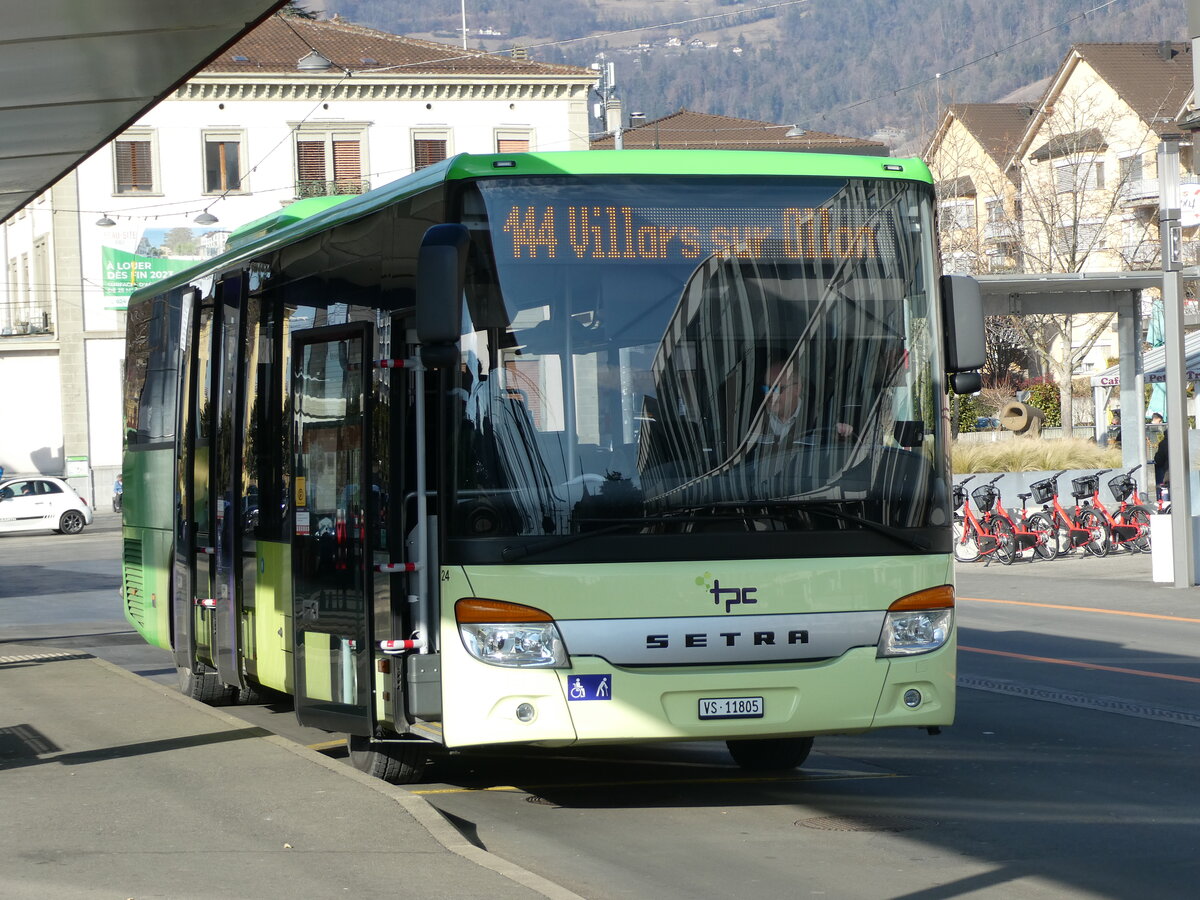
[290,324,375,735]
[209,274,247,690]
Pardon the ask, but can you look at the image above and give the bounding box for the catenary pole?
[1157,135,1195,586]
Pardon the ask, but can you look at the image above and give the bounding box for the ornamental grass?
[951,437,1121,474]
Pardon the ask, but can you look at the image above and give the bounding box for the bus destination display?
[500,204,891,263]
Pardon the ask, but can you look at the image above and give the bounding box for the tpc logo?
[696,571,757,613]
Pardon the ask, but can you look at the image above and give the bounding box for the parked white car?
[0,476,94,535]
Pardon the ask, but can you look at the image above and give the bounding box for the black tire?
[1051,511,1076,556]
[952,519,981,563]
[989,516,1017,565]
[1026,512,1058,560]
[234,677,268,704]
[348,735,428,784]
[58,509,86,535]
[1075,508,1109,557]
[1120,506,1153,553]
[726,736,814,771]
[177,665,237,705]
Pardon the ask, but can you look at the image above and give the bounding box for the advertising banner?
[100,226,229,299]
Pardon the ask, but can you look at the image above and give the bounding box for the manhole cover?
[797,815,925,833]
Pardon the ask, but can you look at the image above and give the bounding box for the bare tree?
[958,85,1166,430]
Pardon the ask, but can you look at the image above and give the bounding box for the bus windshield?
[449,174,947,561]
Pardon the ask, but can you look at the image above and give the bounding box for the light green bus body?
[437,556,954,748]
[120,149,969,775]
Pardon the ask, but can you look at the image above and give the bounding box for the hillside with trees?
[316,0,1188,150]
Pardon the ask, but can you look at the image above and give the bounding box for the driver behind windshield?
[748,358,853,453]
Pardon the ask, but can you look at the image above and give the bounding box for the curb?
[85,654,586,900]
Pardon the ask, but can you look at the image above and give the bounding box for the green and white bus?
[121,150,983,783]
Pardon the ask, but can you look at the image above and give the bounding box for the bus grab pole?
[412,362,432,649]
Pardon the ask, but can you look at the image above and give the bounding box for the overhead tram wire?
[64,0,1128,224]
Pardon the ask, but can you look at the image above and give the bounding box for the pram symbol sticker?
[567,674,612,701]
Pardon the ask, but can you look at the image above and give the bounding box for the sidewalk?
[0,643,581,900]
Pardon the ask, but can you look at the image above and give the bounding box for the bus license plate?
[699,697,763,719]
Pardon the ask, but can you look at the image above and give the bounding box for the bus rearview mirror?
[416,224,470,355]
[939,274,984,373]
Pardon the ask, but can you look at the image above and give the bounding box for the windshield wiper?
[499,513,737,562]
[707,499,931,552]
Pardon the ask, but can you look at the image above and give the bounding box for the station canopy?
[0,1,287,225]
[1090,329,1200,387]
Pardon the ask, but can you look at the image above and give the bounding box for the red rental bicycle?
[972,476,1056,564]
[953,475,1009,564]
[1086,465,1152,553]
[1029,470,1108,557]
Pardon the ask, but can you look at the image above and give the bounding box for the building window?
[939,198,974,230]
[1055,159,1104,193]
[1118,153,1144,185]
[203,132,246,194]
[495,130,532,153]
[412,129,450,170]
[294,126,369,198]
[114,131,158,194]
[985,198,1004,224]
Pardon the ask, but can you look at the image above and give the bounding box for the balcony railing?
[295,178,371,199]
[0,300,54,337]
[1119,175,1200,205]
[1119,243,1159,265]
[983,221,1019,241]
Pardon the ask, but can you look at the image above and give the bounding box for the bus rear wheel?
[348,735,428,784]
[726,737,814,771]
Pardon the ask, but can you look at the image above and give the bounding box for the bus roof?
[128,149,932,305]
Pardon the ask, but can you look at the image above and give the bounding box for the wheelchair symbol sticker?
[567,674,612,701]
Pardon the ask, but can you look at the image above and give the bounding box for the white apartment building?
[0,14,595,498]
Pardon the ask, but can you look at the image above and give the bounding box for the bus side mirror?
[416,224,470,368]
[940,274,984,387]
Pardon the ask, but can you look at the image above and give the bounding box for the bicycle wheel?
[952,518,981,563]
[1118,505,1153,553]
[989,516,1017,565]
[1026,512,1058,561]
[1075,507,1109,557]
[1050,511,1074,556]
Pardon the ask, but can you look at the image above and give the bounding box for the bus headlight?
[877,585,954,657]
[456,598,569,668]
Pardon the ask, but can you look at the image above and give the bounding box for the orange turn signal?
[455,597,555,624]
[887,585,954,612]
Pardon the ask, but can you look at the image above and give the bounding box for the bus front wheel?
[177,665,236,705]
[726,737,814,771]
[348,735,428,784]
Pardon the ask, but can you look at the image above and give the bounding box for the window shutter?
[116,140,153,192]
[332,139,362,186]
[497,137,530,153]
[413,138,448,170]
[297,140,327,183]
[1055,164,1075,193]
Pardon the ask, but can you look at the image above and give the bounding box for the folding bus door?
[291,323,375,735]
[173,289,215,675]
[210,273,247,689]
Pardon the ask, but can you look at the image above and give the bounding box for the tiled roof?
[947,103,1035,167]
[590,109,888,154]
[202,14,593,78]
[1075,42,1193,132]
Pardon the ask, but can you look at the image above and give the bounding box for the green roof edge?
[129,150,931,306]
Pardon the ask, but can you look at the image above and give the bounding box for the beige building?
[925,42,1196,392]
